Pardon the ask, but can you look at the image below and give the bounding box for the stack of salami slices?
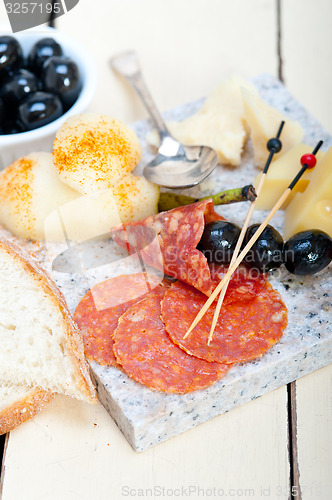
[74,200,288,394]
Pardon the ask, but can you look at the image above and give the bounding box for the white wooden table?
[1,1,332,499]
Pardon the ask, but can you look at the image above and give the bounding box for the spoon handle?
[110,51,169,139]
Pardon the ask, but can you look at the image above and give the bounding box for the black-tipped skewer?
[205,121,287,344]
[207,121,285,345]
[185,139,323,342]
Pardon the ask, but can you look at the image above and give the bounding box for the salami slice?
[161,280,288,364]
[74,273,166,366]
[112,199,225,296]
[209,264,267,304]
[113,286,230,394]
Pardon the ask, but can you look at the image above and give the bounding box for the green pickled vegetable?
[158,185,257,212]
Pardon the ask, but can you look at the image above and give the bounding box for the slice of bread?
[0,384,54,435]
[0,239,97,413]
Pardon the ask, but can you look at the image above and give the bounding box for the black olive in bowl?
[17,91,63,131]
[283,230,332,275]
[0,36,23,76]
[2,121,25,135]
[0,97,5,128]
[28,37,63,76]
[1,69,39,117]
[41,56,82,111]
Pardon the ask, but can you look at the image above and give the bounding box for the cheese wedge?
[254,144,325,210]
[44,173,159,242]
[149,76,254,166]
[0,153,158,242]
[53,114,142,194]
[284,146,332,239]
[241,86,304,168]
[0,153,80,241]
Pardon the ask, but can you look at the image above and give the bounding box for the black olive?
[198,221,241,265]
[41,56,81,111]
[244,224,284,272]
[283,230,332,275]
[0,36,23,76]
[2,120,25,134]
[0,97,5,128]
[0,69,39,118]
[28,37,63,75]
[17,91,63,131]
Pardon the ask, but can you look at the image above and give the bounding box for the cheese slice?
[254,144,325,210]
[284,146,332,239]
[241,86,304,168]
[148,77,304,170]
[44,173,159,242]
[148,76,255,166]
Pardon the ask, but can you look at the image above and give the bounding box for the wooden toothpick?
[183,140,323,341]
[207,122,285,345]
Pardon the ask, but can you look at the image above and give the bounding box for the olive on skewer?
[198,220,332,276]
[243,224,284,273]
[198,221,242,265]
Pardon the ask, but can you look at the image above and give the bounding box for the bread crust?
[0,388,55,435]
[0,238,97,403]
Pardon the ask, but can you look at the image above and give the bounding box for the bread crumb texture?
[0,240,97,404]
[53,114,142,194]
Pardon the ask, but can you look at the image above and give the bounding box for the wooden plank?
[56,0,278,123]
[292,365,332,500]
[1,390,289,500]
[0,435,8,498]
[281,2,332,499]
[281,0,332,134]
[287,383,302,499]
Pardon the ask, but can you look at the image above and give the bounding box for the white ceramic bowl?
[0,26,97,169]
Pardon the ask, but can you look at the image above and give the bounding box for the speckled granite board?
[1,75,331,452]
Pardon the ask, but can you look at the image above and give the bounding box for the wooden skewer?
[183,140,323,341]
[207,122,285,345]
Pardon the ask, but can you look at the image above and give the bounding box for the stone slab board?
[1,74,331,452]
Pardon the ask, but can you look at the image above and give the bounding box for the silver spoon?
[110,51,218,189]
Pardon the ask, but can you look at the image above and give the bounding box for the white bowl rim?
[0,26,97,145]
